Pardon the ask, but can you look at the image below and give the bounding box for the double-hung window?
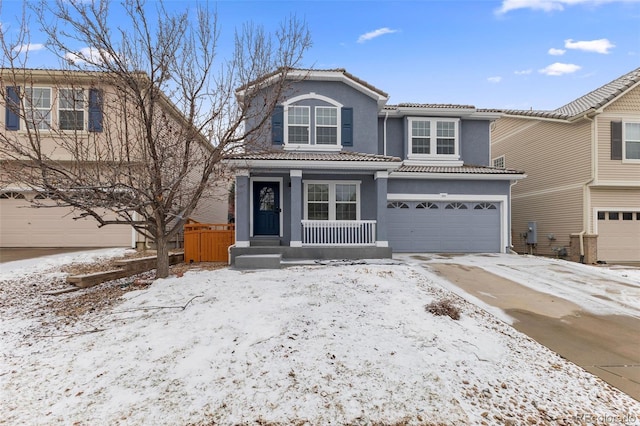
[287,106,310,144]
[24,88,51,130]
[624,122,640,160]
[59,88,85,131]
[305,181,359,220]
[408,117,460,160]
[315,107,338,145]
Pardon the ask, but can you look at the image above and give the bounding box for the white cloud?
[488,76,503,83]
[12,43,45,53]
[548,48,566,56]
[514,69,533,75]
[496,0,640,14]
[539,62,582,76]
[357,27,398,44]
[564,38,615,54]
[65,47,114,65]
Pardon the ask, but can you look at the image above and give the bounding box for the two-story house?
[0,69,227,249]
[228,69,525,265]
[491,67,640,263]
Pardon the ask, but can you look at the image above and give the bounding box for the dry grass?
[425,298,461,320]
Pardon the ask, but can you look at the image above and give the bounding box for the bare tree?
[0,0,311,277]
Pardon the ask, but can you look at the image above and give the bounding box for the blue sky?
[2,0,640,110]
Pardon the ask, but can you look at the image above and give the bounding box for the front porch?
[227,151,402,267]
[230,219,390,266]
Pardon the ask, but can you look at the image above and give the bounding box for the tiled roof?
[236,68,388,98]
[395,164,525,174]
[385,103,476,110]
[227,151,402,162]
[502,67,640,120]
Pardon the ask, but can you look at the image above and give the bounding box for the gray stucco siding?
[285,81,379,154]
[460,120,491,166]
[379,116,493,164]
[387,178,510,196]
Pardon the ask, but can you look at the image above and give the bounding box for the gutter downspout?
[383,111,389,156]
[508,179,518,254]
[578,113,596,263]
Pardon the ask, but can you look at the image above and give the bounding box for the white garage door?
[597,211,640,262]
[387,200,501,253]
[0,192,133,248]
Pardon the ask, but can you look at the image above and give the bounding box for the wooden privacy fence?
[184,222,235,263]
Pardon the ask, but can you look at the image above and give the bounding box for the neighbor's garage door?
[0,192,132,248]
[597,211,640,262]
[387,200,501,253]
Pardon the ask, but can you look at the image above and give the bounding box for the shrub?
[425,298,461,320]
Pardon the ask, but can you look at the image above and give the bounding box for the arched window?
[0,192,26,199]
[474,202,497,210]
[416,202,438,209]
[387,201,409,209]
[445,202,467,210]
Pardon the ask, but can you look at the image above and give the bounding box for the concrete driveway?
[398,253,640,402]
[0,248,99,263]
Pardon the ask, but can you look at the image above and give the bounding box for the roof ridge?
[502,66,640,119]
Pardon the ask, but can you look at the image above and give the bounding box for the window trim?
[407,117,460,162]
[24,86,52,131]
[303,180,361,220]
[315,106,338,145]
[622,121,640,163]
[492,155,505,168]
[285,105,310,145]
[58,88,86,131]
[282,93,343,151]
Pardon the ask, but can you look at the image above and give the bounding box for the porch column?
[290,169,303,247]
[375,171,389,247]
[235,170,250,247]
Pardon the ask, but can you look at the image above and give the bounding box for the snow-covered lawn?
[1,252,639,425]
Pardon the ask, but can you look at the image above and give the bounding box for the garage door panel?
[388,200,500,253]
[597,211,640,262]
[1,195,132,247]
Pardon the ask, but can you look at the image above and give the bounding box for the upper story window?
[4,86,103,133]
[24,87,52,130]
[58,88,85,131]
[287,106,310,144]
[407,117,460,161]
[493,155,505,168]
[624,122,640,160]
[315,107,338,145]
[272,93,352,151]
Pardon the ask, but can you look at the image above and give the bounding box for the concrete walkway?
[412,257,640,402]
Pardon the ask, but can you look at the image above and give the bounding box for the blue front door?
[253,181,280,235]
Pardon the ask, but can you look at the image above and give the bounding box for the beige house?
[492,67,640,263]
[0,69,228,249]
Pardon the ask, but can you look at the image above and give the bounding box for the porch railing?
[301,220,376,246]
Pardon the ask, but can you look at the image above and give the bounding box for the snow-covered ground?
[398,253,640,323]
[1,251,639,425]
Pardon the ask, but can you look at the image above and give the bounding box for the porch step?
[235,254,282,269]
[250,239,281,247]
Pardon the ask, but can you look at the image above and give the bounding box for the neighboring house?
[227,69,525,263]
[491,67,640,263]
[0,69,227,249]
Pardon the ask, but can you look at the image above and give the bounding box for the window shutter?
[5,86,20,131]
[271,105,284,145]
[611,121,622,160]
[341,107,353,147]
[88,88,103,132]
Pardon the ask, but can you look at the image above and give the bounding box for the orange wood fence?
[184,222,235,263]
